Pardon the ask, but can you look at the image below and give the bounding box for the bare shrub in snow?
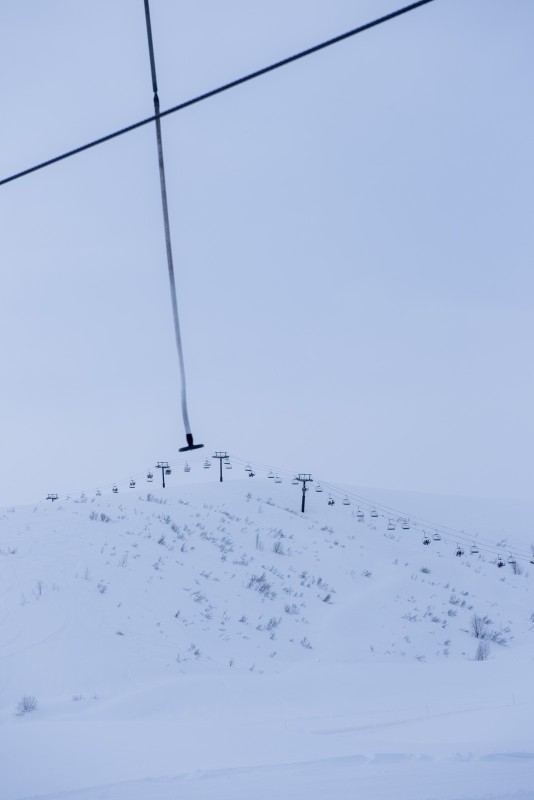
[284,603,299,615]
[145,494,166,504]
[247,573,276,599]
[272,540,285,555]
[471,614,487,638]
[486,629,507,646]
[16,695,37,716]
[475,641,490,661]
[471,614,507,645]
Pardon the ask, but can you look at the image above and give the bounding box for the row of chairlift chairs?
[322,494,528,567]
[107,457,232,495]
[57,463,533,569]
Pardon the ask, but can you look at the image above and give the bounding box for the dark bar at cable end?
[180,433,204,452]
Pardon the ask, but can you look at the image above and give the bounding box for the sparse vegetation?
[16,695,37,716]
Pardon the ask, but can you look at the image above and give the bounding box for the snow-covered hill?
[2,476,534,799]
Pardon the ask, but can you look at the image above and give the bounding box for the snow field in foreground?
[1,479,533,798]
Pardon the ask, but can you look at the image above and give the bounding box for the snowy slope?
[1,476,534,799]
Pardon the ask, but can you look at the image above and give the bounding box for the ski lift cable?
[316,479,530,561]
[230,455,531,563]
[231,455,295,479]
[316,478,532,558]
[53,452,208,499]
[0,0,437,188]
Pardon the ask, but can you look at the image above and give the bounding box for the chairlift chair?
[343,497,350,506]
[184,463,191,473]
[292,478,299,485]
[245,463,252,472]
[497,555,505,568]
[328,496,335,506]
[225,462,232,470]
[357,508,364,521]
[147,471,153,482]
[203,460,210,469]
[129,479,136,489]
[268,470,274,479]
[470,544,479,555]
[370,508,378,518]
[455,544,464,557]
[112,485,118,494]
[433,531,441,541]
[274,475,282,483]
[315,483,323,493]
[387,519,395,530]
[401,520,410,530]
[96,489,102,496]
[422,535,431,545]
[165,467,172,476]
[507,553,516,565]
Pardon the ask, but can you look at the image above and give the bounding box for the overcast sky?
[1,0,533,506]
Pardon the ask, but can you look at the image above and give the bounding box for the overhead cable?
[0,0,436,187]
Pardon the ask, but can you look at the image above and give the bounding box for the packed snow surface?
[1,477,534,799]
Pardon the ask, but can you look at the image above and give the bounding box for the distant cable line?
[0,0,436,187]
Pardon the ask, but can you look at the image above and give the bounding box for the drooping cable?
[143,0,202,452]
[0,0,437,187]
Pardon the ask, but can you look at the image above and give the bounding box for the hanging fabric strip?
[143,0,202,451]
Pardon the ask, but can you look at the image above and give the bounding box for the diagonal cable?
[0,0,436,187]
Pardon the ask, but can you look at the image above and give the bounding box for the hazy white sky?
[1,1,533,505]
